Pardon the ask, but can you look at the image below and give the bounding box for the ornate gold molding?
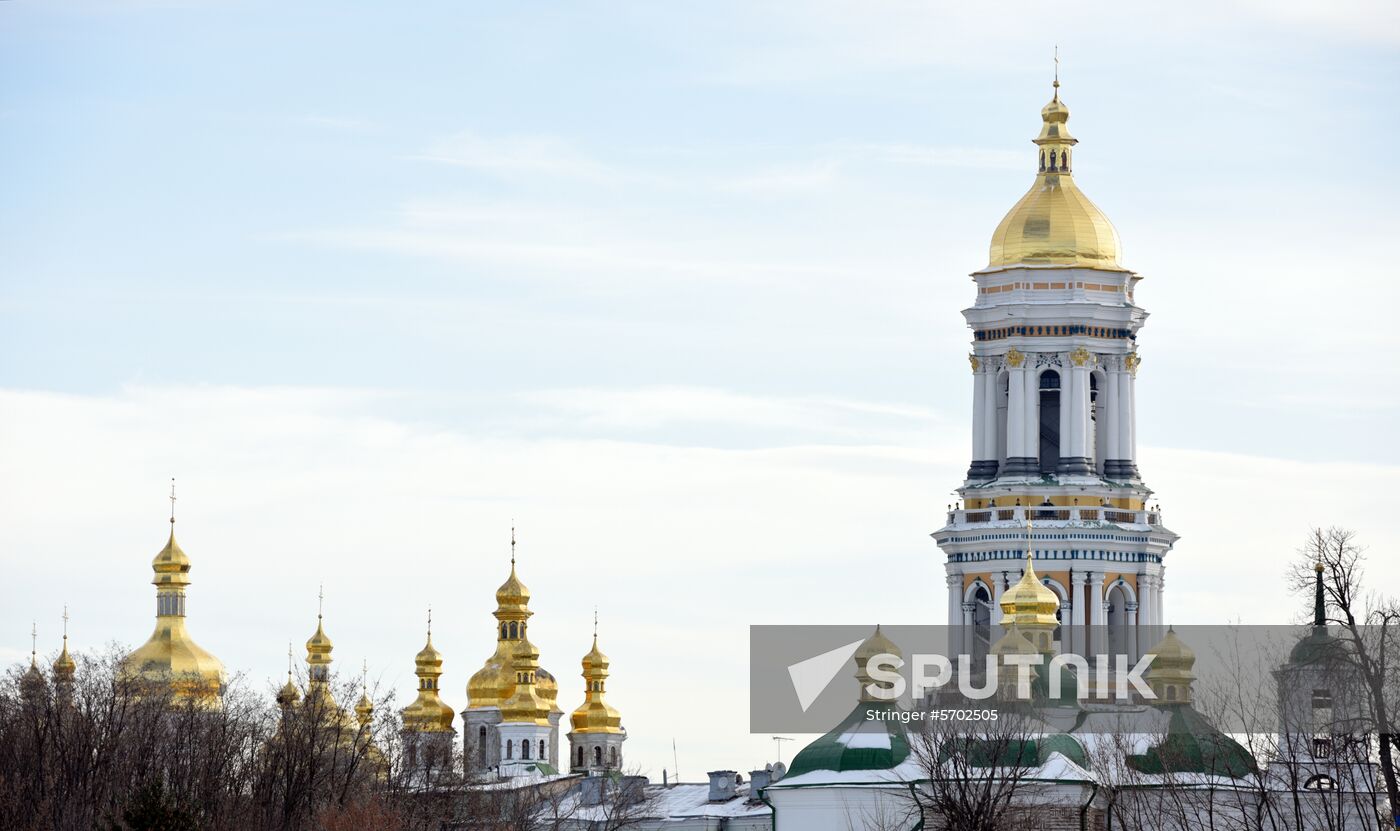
[1125,353,1141,376]
[1005,348,1025,368]
[968,354,980,372]
[1069,346,1093,367]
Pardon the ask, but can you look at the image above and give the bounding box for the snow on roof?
[559,782,771,822]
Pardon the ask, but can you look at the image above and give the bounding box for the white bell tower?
[935,79,1178,664]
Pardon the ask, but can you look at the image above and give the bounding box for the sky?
[2,0,1399,780]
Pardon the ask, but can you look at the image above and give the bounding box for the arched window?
[508,622,518,639]
[577,745,585,768]
[996,372,1010,465]
[610,746,619,766]
[479,727,488,767]
[500,623,508,640]
[1038,370,1061,475]
[594,746,603,766]
[1304,774,1336,791]
[539,740,546,760]
[506,740,513,760]
[522,740,531,760]
[1039,150,1046,172]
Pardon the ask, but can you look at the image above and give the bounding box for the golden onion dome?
[467,644,511,708]
[990,622,1038,657]
[355,691,374,727]
[986,83,1122,270]
[571,635,623,734]
[416,637,443,670]
[53,638,76,678]
[277,674,301,707]
[499,638,551,725]
[306,618,334,655]
[854,625,902,702]
[1145,626,1197,704]
[124,518,225,704]
[403,629,456,733]
[1000,526,1060,629]
[496,563,531,609]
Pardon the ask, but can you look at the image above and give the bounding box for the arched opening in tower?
[1038,370,1061,475]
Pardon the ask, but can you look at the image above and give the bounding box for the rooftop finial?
[30,621,37,665]
[1053,45,1060,101]
[510,522,517,566]
[287,642,294,676]
[427,605,433,638]
[593,606,599,639]
[62,605,69,643]
[1025,516,1035,562]
[169,478,177,525]
[361,659,369,692]
[317,584,324,621]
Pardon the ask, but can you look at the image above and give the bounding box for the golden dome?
[854,625,902,702]
[499,637,551,725]
[466,554,562,715]
[570,635,622,734]
[403,628,456,734]
[124,519,225,704]
[986,85,1122,270]
[1146,626,1196,704]
[277,674,301,707]
[53,614,76,680]
[496,563,531,609]
[990,622,1038,657]
[306,618,334,655]
[355,691,374,727]
[1000,526,1060,629]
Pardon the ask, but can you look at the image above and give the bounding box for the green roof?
[1127,705,1256,777]
[786,700,911,777]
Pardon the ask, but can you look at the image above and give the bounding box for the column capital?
[1005,347,1026,368]
[1069,346,1094,367]
[1125,601,1139,613]
[961,602,977,613]
[1086,571,1105,585]
[1125,352,1142,377]
[946,574,964,588]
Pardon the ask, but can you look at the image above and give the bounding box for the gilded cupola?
[999,522,1060,651]
[985,74,1123,270]
[570,620,623,735]
[305,588,336,708]
[499,636,552,726]
[854,626,902,703]
[466,530,561,716]
[276,644,301,708]
[403,611,456,733]
[123,484,226,705]
[1145,626,1196,705]
[53,608,76,683]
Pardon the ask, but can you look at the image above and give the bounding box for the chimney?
[578,776,605,807]
[748,768,771,801]
[707,770,737,802]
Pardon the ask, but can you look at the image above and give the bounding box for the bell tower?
[936,78,1178,663]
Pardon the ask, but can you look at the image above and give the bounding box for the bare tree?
[1289,527,1400,819]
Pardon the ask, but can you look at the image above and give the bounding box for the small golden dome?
[496,563,531,608]
[404,626,456,733]
[355,691,374,727]
[1145,626,1197,704]
[306,618,333,655]
[854,625,902,702]
[999,548,1060,629]
[416,636,443,669]
[152,527,192,587]
[571,635,622,734]
[277,674,301,707]
[990,622,1038,657]
[53,638,76,678]
[499,638,551,725]
[986,86,1122,270]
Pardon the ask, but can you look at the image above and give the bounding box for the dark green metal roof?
[786,700,911,777]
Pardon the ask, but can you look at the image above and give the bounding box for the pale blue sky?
[3,0,1399,778]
